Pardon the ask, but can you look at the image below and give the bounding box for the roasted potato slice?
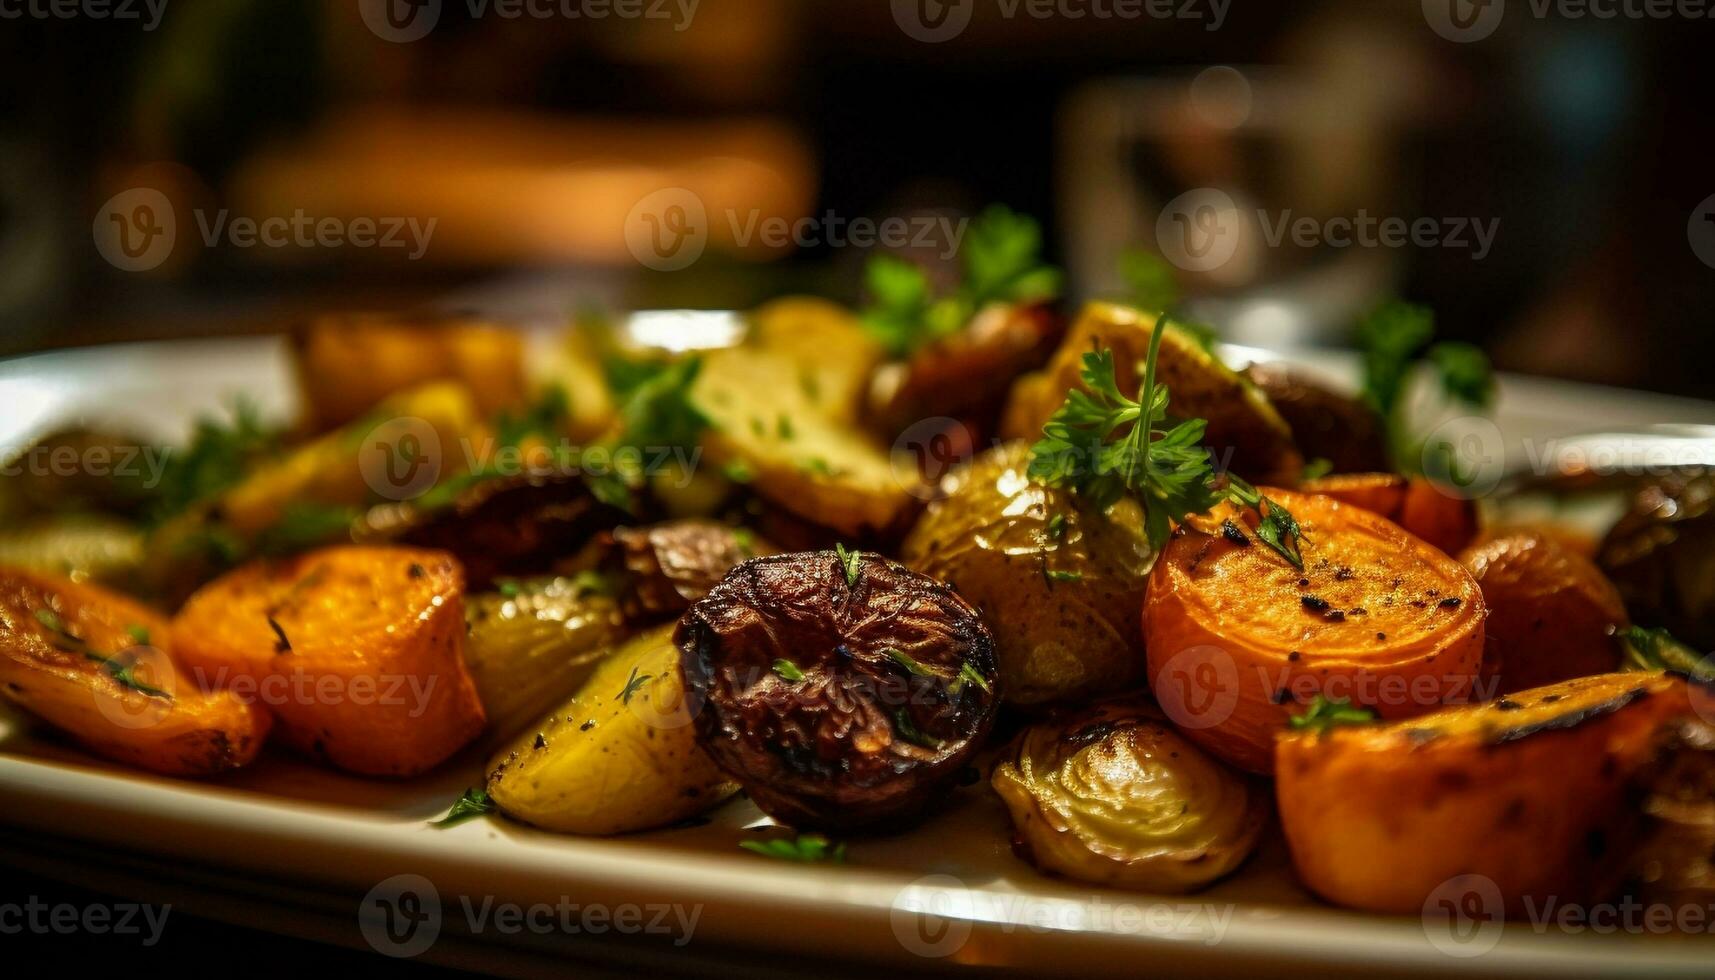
[464,577,630,743]
[992,697,1267,892]
[746,296,883,424]
[1459,531,1628,694]
[1001,302,1302,486]
[1301,473,1479,557]
[1275,671,1709,914]
[677,551,1000,832]
[171,546,484,776]
[901,442,1151,706]
[292,313,525,432]
[1145,488,1487,773]
[692,345,920,537]
[0,567,270,776]
[485,624,737,835]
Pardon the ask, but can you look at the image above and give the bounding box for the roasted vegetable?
[1300,473,1479,557]
[991,697,1267,891]
[1001,302,1302,486]
[1599,472,1715,650]
[291,313,526,432]
[604,520,775,622]
[356,471,627,590]
[1459,531,1628,694]
[1275,672,1707,913]
[676,551,999,832]
[486,624,737,834]
[0,427,162,519]
[1243,364,1391,475]
[691,345,920,537]
[1144,488,1487,773]
[0,514,144,590]
[1626,715,1715,910]
[746,296,884,424]
[171,546,484,776]
[464,576,630,742]
[868,302,1059,435]
[0,567,270,776]
[901,442,1151,706]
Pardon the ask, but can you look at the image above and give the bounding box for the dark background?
[3,1,1713,395]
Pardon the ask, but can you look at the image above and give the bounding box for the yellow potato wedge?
[745,296,883,423]
[485,624,737,835]
[0,566,270,776]
[171,546,485,776]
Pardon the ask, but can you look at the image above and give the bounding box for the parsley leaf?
[951,661,993,695]
[835,543,862,588]
[1356,300,1496,469]
[893,709,942,749]
[1289,695,1377,733]
[494,384,570,449]
[739,833,847,864]
[618,666,652,704]
[771,659,805,682]
[150,397,281,523]
[858,205,1060,357]
[1027,316,1306,566]
[431,787,496,827]
[1621,626,1715,680]
[885,647,935,677]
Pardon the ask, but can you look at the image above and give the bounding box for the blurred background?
[2,0,1713,396]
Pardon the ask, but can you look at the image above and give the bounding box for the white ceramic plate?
[2,333,1714,978]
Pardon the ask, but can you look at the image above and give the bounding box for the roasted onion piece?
[991,698,1267,892]
[676,551,1000,832]
[605,520,776,622]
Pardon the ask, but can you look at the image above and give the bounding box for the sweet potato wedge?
[0,567,270,776]
[1300,473,1479,557]
[171,546,484,776]
[1275,671,1707,914]
[1144,488,1487,773]
[1459,531,1628,694]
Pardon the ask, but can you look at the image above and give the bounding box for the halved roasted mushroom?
[675,550,1000,832]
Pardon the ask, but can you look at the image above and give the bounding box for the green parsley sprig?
[859,205,1061,357]
[1621,625,1715,681]
[1026,316,1307,567]
[431,787,496,827]
[739,833,847,864]
[1357,300,1495,469]
[1288,695,1377,733]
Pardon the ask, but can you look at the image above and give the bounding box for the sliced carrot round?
[1144,487,1486,773]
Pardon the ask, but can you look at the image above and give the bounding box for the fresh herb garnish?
[1115,248,1216,351]
[893,709,942,749]
[618,666,652,704]
[1027,316,1307,567]
[723,460,756,484]
[859,205,1061,357]
[1621,626,1715,680]
[732,528,757,556]
[254,502,359,556]
[885,647,935,677]
[835,544,862,588]
[124,624,151,646]
[568,570,612,598]
[1045,512,1067,540]
[431,787,496,827]
[494,385,570,450]
[1357,300,1496,467]
[1301,458,1334,482]
[1045,570,1083,583]
[951,661,993,695]
[35,608,171,698]
[496,579,522,599]
[739,833,847,864]
[149,397,281,523]
[1289,695,1377,733]
[771,659,806,682]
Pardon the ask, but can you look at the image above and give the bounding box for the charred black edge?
[1483,686,1652,746]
